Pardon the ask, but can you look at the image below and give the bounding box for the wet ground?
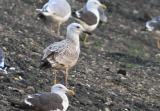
[0,0,160,111]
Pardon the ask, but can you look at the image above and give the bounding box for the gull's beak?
[100,4,107,9]
[81,26,85,32]
[66,89,75,96]
[83,31,92,35]
[81,27,92,35]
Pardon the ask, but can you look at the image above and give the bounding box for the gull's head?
[67,23,85,34]
[87,0,107,10]
[51,84,75,95]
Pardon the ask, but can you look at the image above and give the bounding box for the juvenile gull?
[36,0,71,36]
[40,23,85,86]
[72,0,107,43]
[24,84,74,111]
[146,16,160,48]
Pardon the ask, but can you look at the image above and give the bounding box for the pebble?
[26,86,35,93]
[105,107,111,111]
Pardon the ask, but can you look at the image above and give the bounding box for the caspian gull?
[40,23,85,86]
[24,84,74,111]
[72,0,107,44]
[36,0,71,36]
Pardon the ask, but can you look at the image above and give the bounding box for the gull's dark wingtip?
[72,11,77,17]
[38,13,47,22]
[39,60,52,69]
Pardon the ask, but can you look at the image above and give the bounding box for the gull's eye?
[76,26,80,29]
[58,86,62,89]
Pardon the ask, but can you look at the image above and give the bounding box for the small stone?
[9,67,16,70]
[105,107,111,111]
[155,53,160,58]
[26,86,35,93]
[4,38,9,42]
[117,69,127,76]
[79,96,92,105]
[133,10,139,14]
[8,87,25,94]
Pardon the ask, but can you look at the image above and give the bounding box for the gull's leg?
[64,68,69,86]
[50,23,56,36]
[157,39,160,49]
[50,24,53,34]
[83,34,93,47]
[82,34,93,46]
[54,73,57,84]
[52,22,61,37]
[49,20,58,36]
[53,70,57,84]
[57,23,61,37]
[83,33,88,44]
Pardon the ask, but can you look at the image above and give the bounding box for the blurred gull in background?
[36,0,71,37]
[146,16,160,48]
[72,0,107,44]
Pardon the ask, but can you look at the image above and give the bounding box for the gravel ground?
[0,0,160,111]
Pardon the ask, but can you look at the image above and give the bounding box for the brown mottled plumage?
[40,23,84,86]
